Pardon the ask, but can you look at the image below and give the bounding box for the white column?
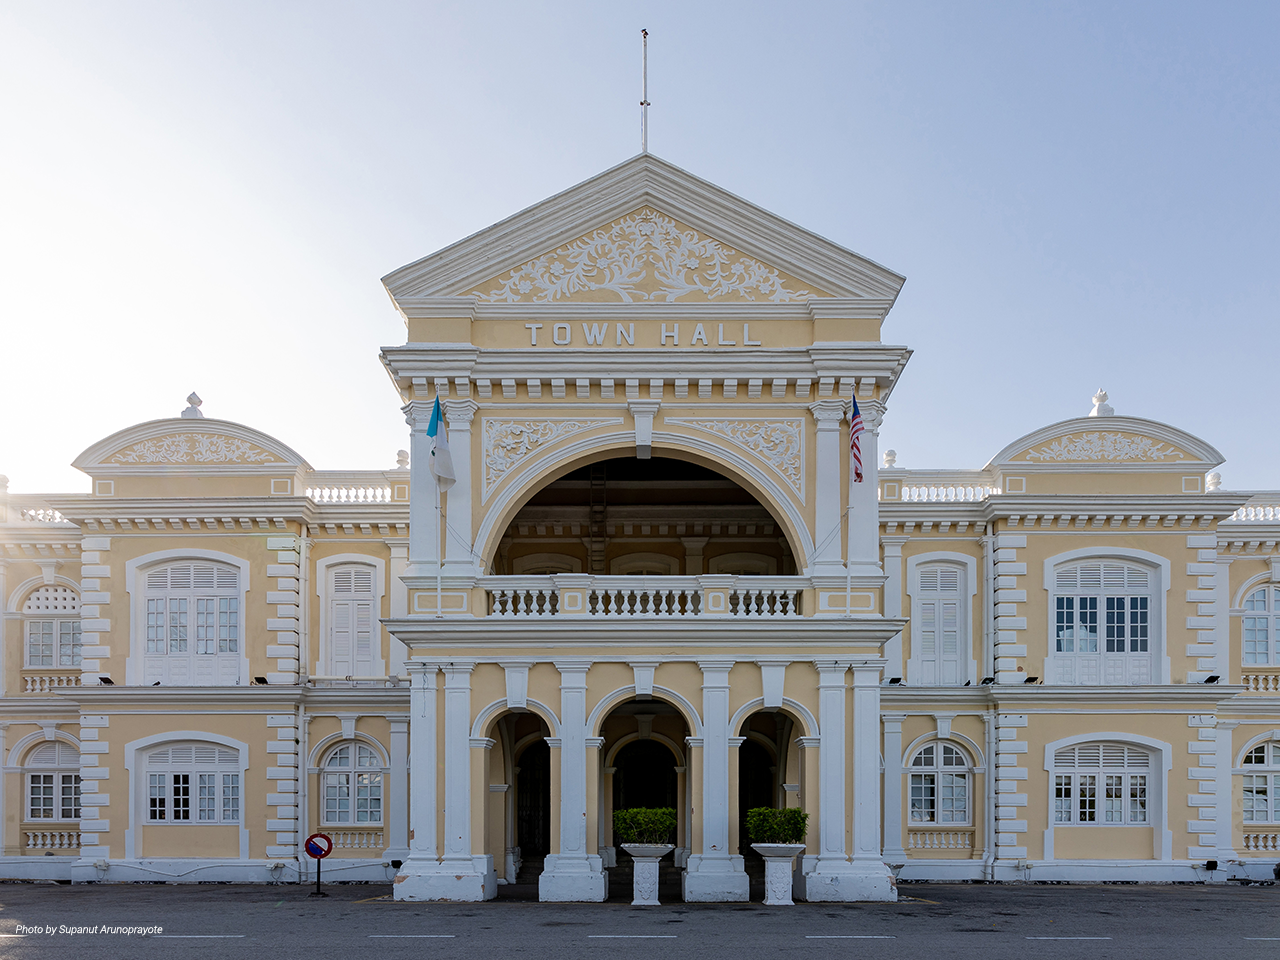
[1214,720,1239,861]
[539,660,606,901]
[683,660,749,902]
[388,542,409,677]
[407,663,437,860]
[402,401,440,579]
[882,537,908,679]
[847,401,883,576]
[442,399,479,576]
[442,662,475,866]
[850,665,886,865]
[387,717,410,862]
[882,713,907,864]
[814,660,848,869]
[809,401,847,576]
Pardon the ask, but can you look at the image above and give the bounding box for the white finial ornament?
[1206,472,1221,492]
[1088,389,1113,418]
[882,449,897,468]
[180,392,204,419]
[640,29,650,153]
[396,450,410,470]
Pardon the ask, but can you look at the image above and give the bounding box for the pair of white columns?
[402,398,479,580]
[810,398,884,579]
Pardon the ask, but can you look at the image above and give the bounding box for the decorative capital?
[443,398,479,425]
[402,400,436,430]
[808,398,847,424]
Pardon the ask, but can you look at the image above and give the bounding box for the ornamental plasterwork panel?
[483,418,623,500]
[108,434,281,465]
[466,207,828,303]
[666,418,804,499]
[1018,432,1189,463]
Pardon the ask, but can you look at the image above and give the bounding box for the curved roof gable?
[73,418,311,477]
[382,153,906,306]
[986,416,1224,474]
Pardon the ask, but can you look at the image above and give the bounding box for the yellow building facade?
[3,155,1279,899]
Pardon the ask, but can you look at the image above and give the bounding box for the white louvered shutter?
[916,565,964,685]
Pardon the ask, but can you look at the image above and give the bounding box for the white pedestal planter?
[751,843,805,906]
[621,844,674,906]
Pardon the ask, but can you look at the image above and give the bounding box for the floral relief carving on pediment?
[1020,432,1189,463]
[483,418,624,500]
[667,418,804,499]
[108,434,281,465]
[467,207,825,303]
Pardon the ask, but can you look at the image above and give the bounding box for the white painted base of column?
[798,857,897,902]
[538,854,607,902]
[681,854,749,902]
[393,855,495,901]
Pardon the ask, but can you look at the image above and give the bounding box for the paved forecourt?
[0,883,1278,959]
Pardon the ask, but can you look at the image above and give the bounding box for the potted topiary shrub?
[613,807,677,905]
[746,807,809,905]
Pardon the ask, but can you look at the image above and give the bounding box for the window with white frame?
[1052,743,1150,824]
[23,586,82,668]
[909,742,970,824]
[142,562,241,685]
[327,564,376,676]
[1242,740,1280,823]
[322,743,383,825]
[1242,587,1280,666]
[144,743,240,823]
[913,564,966,685]
[26,741,80,821]
[1051,561,1155,685]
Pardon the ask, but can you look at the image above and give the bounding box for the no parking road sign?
[305,833,333,896]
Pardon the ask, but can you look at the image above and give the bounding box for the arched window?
[26,741,80,821]
[1242,739,1280,824]
[144,742,240,823]
[909,742,970,824]
[142,562,241,685]
[913,564,966,685]
[23,586,81,668]
[1051,561,1156,684]
[322,743,383,824]
[1052,742,1150,824]
[1243,588,1279,666]
[327,564,376,676]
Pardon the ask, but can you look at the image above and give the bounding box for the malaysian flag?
[849,397,865,483]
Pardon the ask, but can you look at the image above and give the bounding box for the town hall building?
[2,154,1279,901]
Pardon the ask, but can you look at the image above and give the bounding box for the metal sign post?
[305,832,333,897]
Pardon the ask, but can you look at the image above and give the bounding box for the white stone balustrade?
[23,673,82,694]
[1242,833,1280,852]
[484,576,804,619]
[1227,496,1280,522]
[907,830,974,851]
[331,831,384,849]
[25,830,80,850]
[1241,672,1280,693]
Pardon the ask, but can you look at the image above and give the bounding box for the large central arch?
[477,435,812,575]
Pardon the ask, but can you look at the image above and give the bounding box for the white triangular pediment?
[383,154,905,305]
[73,418,311,476]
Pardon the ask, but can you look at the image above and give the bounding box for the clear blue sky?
[2,1,1277,492]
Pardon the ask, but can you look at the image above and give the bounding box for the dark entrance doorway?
[613,739,678,811]
[515,739,551,857]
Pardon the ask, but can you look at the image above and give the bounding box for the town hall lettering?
[524,322,763,347]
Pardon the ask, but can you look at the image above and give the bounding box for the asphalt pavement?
[0,880,1277,959]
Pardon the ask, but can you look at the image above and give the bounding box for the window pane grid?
[27,621,55,666]
[29,774,54,819]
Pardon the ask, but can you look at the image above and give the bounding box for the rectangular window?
[1244,617,1270,665]
[1244,775,1269,822]
[60,775,81,820]
[1104,774,1124,822]
[169,599,188,654]
[324,773,352,824]
[58,620,82,666]
[195,599,217,655]
[937,773,967,824]
[172,773,190,821]
[29,774,55,819]
[198,774,217,821]
[146,599,166,653]
[1056,598,1074,652]
[219,598,238,653]
[1054,775,1072,822]
[27,621,55,667]
[355,772,382,824]
[1077,774,1097,822]
[1106,598,1126,654]
[149,773,167,821]
[1078,598,1098,653]
[1128,598,1149,652]
[1129,775,1147,823]
[223,774,240,823]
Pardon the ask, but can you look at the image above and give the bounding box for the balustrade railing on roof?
[303,471,406,504]
[4,495,73,525]
[1226,495,1280,523]
[879,471,999,503]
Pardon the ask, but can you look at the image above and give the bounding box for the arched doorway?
[598,697,692,900]
[736,709,804,899]
[487,712,552,887]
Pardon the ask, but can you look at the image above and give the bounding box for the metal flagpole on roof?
[641,29,650,153]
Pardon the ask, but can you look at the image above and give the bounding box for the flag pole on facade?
[426,396,455,617]
[845,397,866,617]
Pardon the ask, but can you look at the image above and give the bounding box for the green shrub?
[745,807,809,844]
[613,807,677,845]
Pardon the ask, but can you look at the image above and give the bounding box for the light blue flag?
[425,396,456,490]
